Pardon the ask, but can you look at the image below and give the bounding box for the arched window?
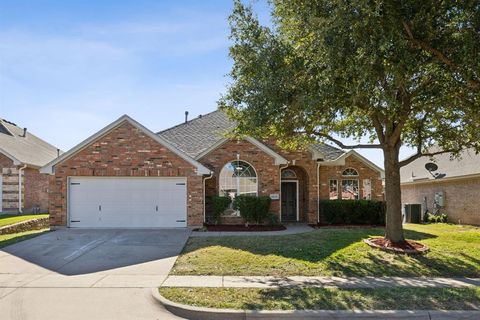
[281,169,297,179]
[219,160,257,198]
[342,168,359,176]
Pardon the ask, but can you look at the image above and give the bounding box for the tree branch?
[399,148,460,167]
[312,132,383,149]
[403,21,480,90]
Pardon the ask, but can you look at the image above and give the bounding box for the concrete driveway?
[0,228,191,320]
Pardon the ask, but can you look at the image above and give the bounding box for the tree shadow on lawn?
[241,287,480,310]
[182,227,480,277]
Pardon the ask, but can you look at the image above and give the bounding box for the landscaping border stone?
[152,288,480,320]
[0,217,49,235]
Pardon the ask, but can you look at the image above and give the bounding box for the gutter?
[203,172,214,224]
[18,164,27,213]
[278,163,290,223]
[317,162,320,223]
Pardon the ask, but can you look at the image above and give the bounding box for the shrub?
[234,195,272,225]
[425,212,447,223]
[320,200,385,225]
[211,196,231,224]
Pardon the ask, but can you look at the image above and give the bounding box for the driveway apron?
[0,228,191,319]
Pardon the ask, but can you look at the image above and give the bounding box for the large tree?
[220,0,480,243]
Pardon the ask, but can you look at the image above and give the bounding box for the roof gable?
[41,115,211,175]
[0,119,60,168]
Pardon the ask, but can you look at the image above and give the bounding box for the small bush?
[425,212,447,223]
[320,200,386,225]
[211,196,231,224]
[234,195,272,225]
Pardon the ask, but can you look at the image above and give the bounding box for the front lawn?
[0,214,49,227]
[172,223,480,277]
[159,287,480,310]
[0,229,49,248]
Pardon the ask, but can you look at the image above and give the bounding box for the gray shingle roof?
[0,119,60,167]
[158,109,345,160]
[309,143,345,161]
[400,148,480,184]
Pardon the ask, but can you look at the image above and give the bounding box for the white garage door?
[68,177,187,228]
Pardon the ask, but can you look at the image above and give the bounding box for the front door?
[281,181,297,221]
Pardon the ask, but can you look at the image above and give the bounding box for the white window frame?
[219,159,258,198]
[341,179,360,200]
[329,179,339,200]
[362,179,372,200]
[342,168,359,177]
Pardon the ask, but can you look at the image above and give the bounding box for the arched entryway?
[280,166,308,222]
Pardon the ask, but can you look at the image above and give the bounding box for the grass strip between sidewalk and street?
[159,287,480,310]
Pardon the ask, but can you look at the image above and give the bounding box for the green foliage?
[220,0,480,242]
[221,0,480,153]
[212,196,232,224]
[320,200,386,225]
[234,195,272,225]
[425,212,448,224]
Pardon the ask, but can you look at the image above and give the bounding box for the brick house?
[0,119,60,213]
[401,149,480,225]
[42,111,384,228]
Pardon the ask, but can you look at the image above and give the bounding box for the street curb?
[151,288,480,319]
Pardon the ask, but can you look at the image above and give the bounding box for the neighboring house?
[0,119,60,213]
[401,149,480,225]
[41,110,384,228]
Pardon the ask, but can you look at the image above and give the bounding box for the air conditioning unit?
[404,204,422,224]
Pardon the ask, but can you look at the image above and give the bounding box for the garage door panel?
[68,177,187,228]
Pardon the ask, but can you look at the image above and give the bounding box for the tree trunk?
[383,145,405,243]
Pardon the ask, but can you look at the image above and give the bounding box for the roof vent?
[22,128,27,137]
[185,111,189,124]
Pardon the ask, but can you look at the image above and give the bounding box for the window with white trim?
[219,160,258,199]
[341,179,359,200]
[362,179,372,200]
[329,179,338,200]
[281,169,297,179]
[342,168,359,176]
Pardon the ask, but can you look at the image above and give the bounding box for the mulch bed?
[364,237,429,254]
[203,224,286,232]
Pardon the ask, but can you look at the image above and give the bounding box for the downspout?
[278,163,290,222]
[203,172,213,224]
[317,162,320,223]
[18,164,27,213]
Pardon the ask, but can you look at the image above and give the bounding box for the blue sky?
[0,0,412,168]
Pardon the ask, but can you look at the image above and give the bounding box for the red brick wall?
[199,139,281,219]
[48,121,203,226]
[199,139,321,224]
[319,155,384,201]
[266,143,320,224]
[199,140,383,225]
[401,178,480,226]
[24,168,50,212]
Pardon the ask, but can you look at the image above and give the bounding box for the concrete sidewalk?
[161,275,480,288]
[191,223,314,237]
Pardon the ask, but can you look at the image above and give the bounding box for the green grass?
[172,223,480,277]
[159,287,480,310]
[0,214,49,227]
[0,229,50,248]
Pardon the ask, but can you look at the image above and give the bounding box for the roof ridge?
[157,109,223,134]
